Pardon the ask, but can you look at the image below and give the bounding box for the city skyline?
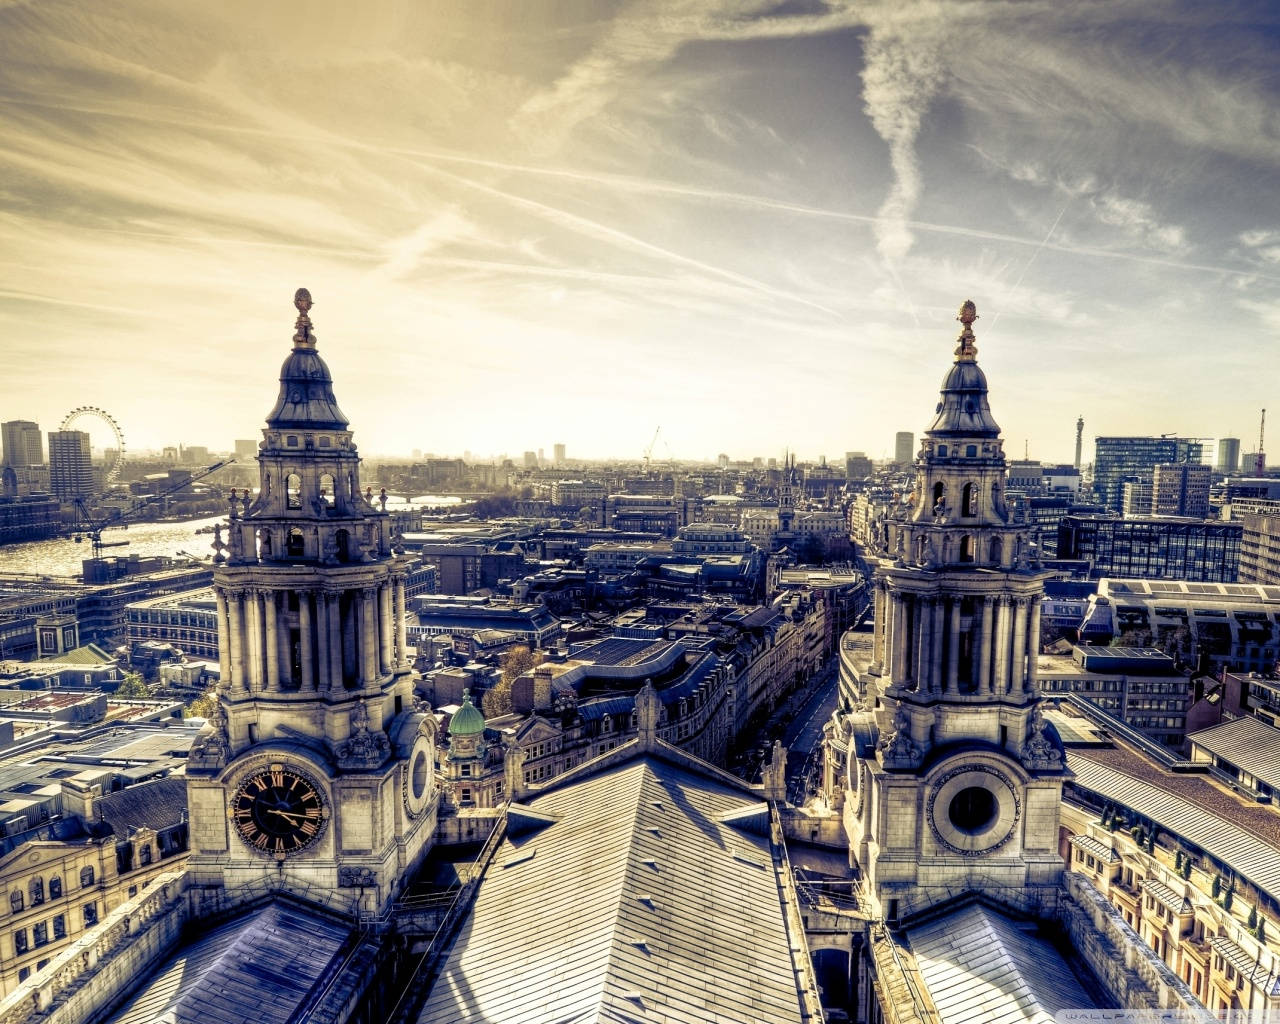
[2,2,1278,463]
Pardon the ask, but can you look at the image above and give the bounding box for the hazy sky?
[2,1,1279,465]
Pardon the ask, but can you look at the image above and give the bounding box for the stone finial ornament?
[954,299,978,361]
[293,287,315,348]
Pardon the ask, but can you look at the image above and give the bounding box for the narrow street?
[780,667,839,805]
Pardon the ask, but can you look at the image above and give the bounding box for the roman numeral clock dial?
[231,765,329,859]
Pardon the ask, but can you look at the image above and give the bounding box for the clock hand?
[265,807,305,824]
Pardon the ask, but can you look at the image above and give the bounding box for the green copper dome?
[448,689,486,738]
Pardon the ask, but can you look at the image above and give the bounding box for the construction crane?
[72,458,235,558]
[1257,409,1267,476]
[642,426,662,472]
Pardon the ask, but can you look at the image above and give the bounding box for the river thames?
[0,496,462,578]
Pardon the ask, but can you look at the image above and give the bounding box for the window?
[17,967,29,983]
[29,879,43,906]
[82,903,97,927]
[286,435,299,447]
[32,921,47,947]
[139,845,152,866]
[127,886,137,898]
[460,764,471,777]
[48,877,60,900]
[80,867,94,888]
[14,929,28,954]
[460,789,471,803]
[10,890,22,913]
[52,915,65,940]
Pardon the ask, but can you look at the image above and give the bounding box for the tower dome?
[448,689,486,738]
[264,288,350,431]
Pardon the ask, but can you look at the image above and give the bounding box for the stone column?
[299,592,314,691]
[929,598,945,694]
[978,597,994,695]
[871,582,886,672]
[914,597,931,692]
[361,589,378,686]
[315,593,331,692]
[946,598,962,693]
[264,591,280,692]
[215,590,232,690]
[246,590,263,691]
[1026,596,1043,694]
[328,594,344,690]
[276,605,291,690]
[994,597,1011,695]
[379,583,393,675]
[1011,597,1028,693]
[890,593,908,684]
[394,579,407,670]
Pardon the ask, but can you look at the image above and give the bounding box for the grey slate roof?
[1067,834,1120,864]
[1068,752,1280,906]
[906,902,1099,1024]
[1187,715,1280,794]
[104,900,352,1024]
[417,756,808,1024]
[92,776,188,839]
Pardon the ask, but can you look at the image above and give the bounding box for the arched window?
[29,878,43,905]
[938,445,948,457]
[48,876,61,900]
[286,473,302,510]
[258,529,272,558]
[931,482,945,513]
[287,528,305,558]
[10,889,23,913]
[318,473,335,509]
[990,536,1002,563]
[79,866,94,888]
[960,536,974,562]
[966,444,977,457]
[962,482,977,517]
[335,528,350,563]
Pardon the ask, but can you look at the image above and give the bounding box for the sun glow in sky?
[2,1,1279,465]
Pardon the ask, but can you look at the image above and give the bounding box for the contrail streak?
[989,202,1069,330]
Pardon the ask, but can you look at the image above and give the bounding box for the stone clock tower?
[838,301,1067,922]
[186,289,438,918]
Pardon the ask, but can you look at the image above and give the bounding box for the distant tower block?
[1217,437,1240,474]
[895,431,915,467]
[1075,415,1084,471]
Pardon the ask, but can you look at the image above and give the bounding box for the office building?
[1093,436,1205,512]
[1153,462,1212,518]
[1217,437,1240,473]
[893,430,913,466]
[1058,514,1240,582]
[553,442,566,466]
[233,438,257,459]
[1,421,43,468]
[844,450,872,480]
[1226,497,1280,585]
[47,431,93,501]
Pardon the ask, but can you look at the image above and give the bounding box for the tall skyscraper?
[1218,437,1241,473]
[1093,436,1204,513]
[48,430,93,500]
[894,431,914,466]
[553,443,566,466]
[1,420,43,467]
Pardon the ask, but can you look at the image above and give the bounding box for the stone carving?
[211,523,227,564]
[187,703,230,771]
[337,701,390,769]
[338,866,377,888]
[1023,705,1063,769]
[879,706,920,763]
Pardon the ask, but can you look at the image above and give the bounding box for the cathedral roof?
[263,288,350,431]
[417,756,810,1024]
[925,300,1002,438]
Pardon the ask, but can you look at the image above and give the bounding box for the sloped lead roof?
[417,756,807,1024]
[926,359,1002,438]
[906,902,1099,1024]
[264,346,349,430]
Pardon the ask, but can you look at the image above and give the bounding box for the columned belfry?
[839,301,1067,922]
[186,289,437,917]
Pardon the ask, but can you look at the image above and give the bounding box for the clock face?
[232,765,329,858]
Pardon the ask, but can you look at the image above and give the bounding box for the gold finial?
[954,299,978,361]
[292,287,315,348]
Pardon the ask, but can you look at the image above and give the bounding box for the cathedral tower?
[840,301,1066,921]
[186,289,438,917]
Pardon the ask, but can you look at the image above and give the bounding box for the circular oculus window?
[927,764,1020,856]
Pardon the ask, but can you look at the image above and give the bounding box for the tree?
[481,646,542,718]
[115,673,149,699]
[1181,858,1192,880]
[1257,919,1266,943]
[183,689,219,719]
[1212,874,1222,899]
[1223,890,1234,912]
[1175,851,1183,871]
[1248,905,1258,929]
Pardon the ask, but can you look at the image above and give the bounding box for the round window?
[948,786,997,835]
[411,750,429,801]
